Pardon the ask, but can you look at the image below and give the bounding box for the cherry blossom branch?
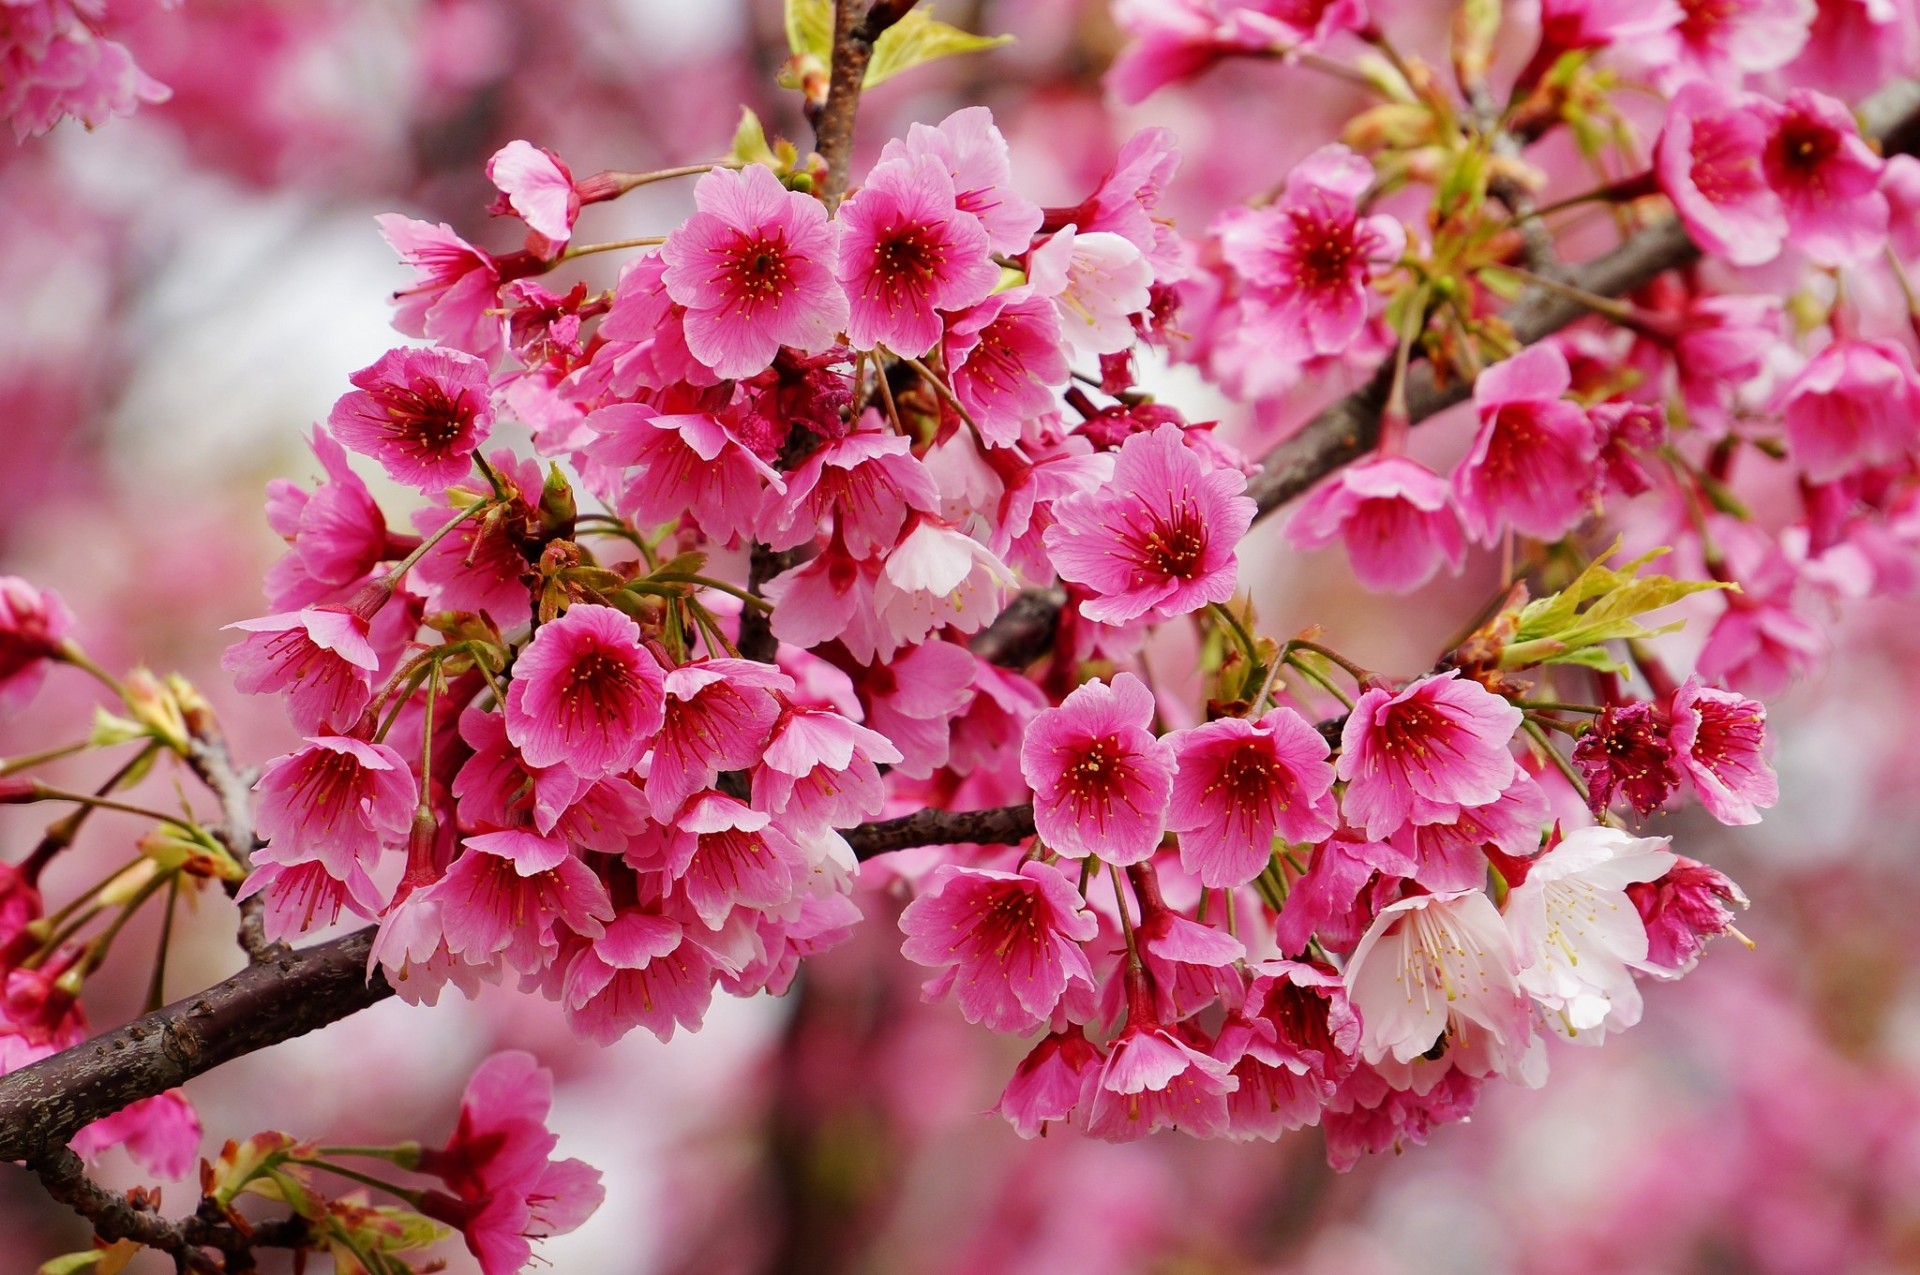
[813,0,919,210]
[843,803,1035,858]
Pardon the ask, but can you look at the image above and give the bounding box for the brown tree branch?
[813,0,919,211]
[843,803,1035,858]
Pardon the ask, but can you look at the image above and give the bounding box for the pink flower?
[1337,671,1523,839]
[899,861,1099,1033]
[1452,345,1598,544]
[760,422,940,558]
[253,736,416,878]
[649,791,805,928]
[1655,82,1787,267]
[1217,144,1404,359]
[1287,455,1467,593]
[995,1029,1104,1137]
[1027,226,1153,356]
[836,153,999,355]
[1054,126,1186,273]
[1214,959,1360,1140]
[1322,1062,1481,1170]
[417,1051,605,1275]
[1761,89,1889,265]
[1165,707,1338,887]
[1668,676,1777,825]
[1792,0,1920,101]
[1668,295,1781,436]
[504,604,666,779]
[563,911,716,1043]
[1084,1018,1238,1142]
[943,288,1071,446]
[376,214,511,363]
[1044,423,1255,625]
[1648,0,1814,86]
[875,106,1042,256]
[1627,854,1749,973]
[1573,701,1683,817]
[1389,772,1550,892]
[0,10,169,142]
[407,450,540,620]
[264,428,389,608]
[69,1090,200,1182]
[1136,898,1244,1022]
[487,139,579,256]
[238,857,387,944]
[648,658,790,821]
[857,640,976,779]
[871,517,1016,656]
[583,404,782,544]
[328,345,493,492]
[750,707,901,835]
[0,577,72,713]
[1273,828,1414,955]
[1020,672,1175,863]
[223,604,382,734]
[660,164,847,379]
[763,543,888,661]
[426,829,613,974]
[1776,340,1920,482]
[1343,890,1536,1080]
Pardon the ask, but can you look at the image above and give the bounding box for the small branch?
[182,711,280,965]
[813,0,920,210]
[844,804,1035,859]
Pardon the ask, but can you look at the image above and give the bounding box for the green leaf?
[865,11,1012,87]
[731,107,777,169]
[89,706,147,748]
[38,1253,107,1275]
[1499,540,1730,670]
[785,0,833,62]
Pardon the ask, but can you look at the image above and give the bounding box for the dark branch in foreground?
[844,803,1036,858]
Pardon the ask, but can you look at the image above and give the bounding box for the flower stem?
[560,235,667,260]
[298,1158,426,1207]
[1286,640,1373,684]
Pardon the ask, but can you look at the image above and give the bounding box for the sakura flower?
[1761,89,1889,265]
[223,604,381,734]
[660,163,847,379]
[1627,854,1749,973]
[583,403,782,543]
[1217,144,1404,359]
[995,1028,1104,1137]
[1027,226,1153,356]
[1044,423,1255,625]
[487,139,578,256]
[1322,1062,1482,1170]
[239,856,387,944]
[836,153,999,355]
[649,791,805,928]
[252,736,416,878]
[1020,672,1175,863]
[1573,701,1683,817]
[1644,0,1815,86]
[1654,82,1787,267]
[1698,594,1826,697]
[1504,827,1677,1042]
[1343,890,1535,1080]
[1273,829,1415,955]
[1214,959,1360,1140]
[1165,707,1338,888]
[504,603,666,780]
[69,1090,200,1182]
[1084,1017,1238,1142]
[751,708,902,835]
[407,451,540,620]
[417,1051,605,1275]
[1668,676,1778,825]
[1135,896,1245,1022]
[759,422,940,558]
[648,659,790,821]
[1287,455,1467,593]
[1791,0,1920,99]
[871,517,1016,656]
[763,542,889,662]
[942,287,1071,445]
[1388,772,1550,892]
[1056,126,1186,273]
[1452,344,1599,545]
[328,346,493,492]
[563,911,716,1044]
[0,577,73,713]
[426,829,613,973]
[1776,339,1920,483]
[857,640,976,779]
[264,428,388,608]
[899,861,1099,1033]
[875,106,1043,255]
[1337,671,1523,839]
[377,214,512,363]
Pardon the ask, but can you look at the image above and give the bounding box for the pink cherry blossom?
[648,658,790,821]
[1452,344,1599,544]
[649,791,805,928]
[427,829,613,974]
[1343,890,1535,1080]
[0,7,169,141]
[995,1028,1104,1138]
[1627,854,1750,973]
[659,163,847,379]
[751,707,902,835]
[1027,226,1153,357]
[239,856,387,944]
[328,345,493,492]
[1044,423,1255,625]
[871,517,1016,656]
[1060,126,1186,273]
[1322,1062,1481,1171]
[264,428,389,608]
[504,603,666,779]
[875,106,1043,256]
[1777,339,1920,482]
[562,911,716,1044]
[1655,82,1787,267]
[1668,676,1778,825]
[69,1089,200,1181]
[1084,1018,1238,1142]
[407,450,540,620]
[1166,707,1338,888]
[1020,672,1175,863]
[1214,959,1360,1140]
[1273,829,1414,955]
[836,153,999,355]
[899,861,1099,1033]
[1792,0,1920,99]
[1337,671,1523,839]
[0,577,72,714]
[1760,89,1889,265]
[763,542,889,662]
[253,735,415,878]
[857,640,976,779]
[1668,295,1781,436]
[1287,455,1467,593]
[376,214,512,363]
[1217,144,1404,359]
[416,1051,605,1275]
[1573,701,1683,816]
[759,421,940,558]
[487,139,578,255]
[1389,772,1550,892]
[583,403,782,544]
[223,604,381,734]
[943,287,1071,445]
[1136,893,1245,1022]
[1646,0,1815,86]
